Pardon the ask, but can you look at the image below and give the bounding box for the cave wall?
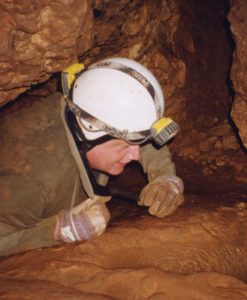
[167,0,247,194]
[0,0,185,106]
[0,0,93,105]
[228,0,247,148]
[0,0,246,194]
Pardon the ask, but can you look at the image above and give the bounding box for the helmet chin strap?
[65,107,110,196]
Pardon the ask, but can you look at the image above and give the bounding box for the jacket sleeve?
[140,143,176,182]
[0,216,61,256]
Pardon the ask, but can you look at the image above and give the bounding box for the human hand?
[138,176,184,218]
[54,195,111,243]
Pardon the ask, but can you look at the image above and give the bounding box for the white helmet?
[62,57,179,145]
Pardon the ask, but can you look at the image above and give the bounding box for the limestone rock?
[0,0,93,106]
[228,0,247,148]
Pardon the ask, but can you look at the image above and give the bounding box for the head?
[62,57,179,177]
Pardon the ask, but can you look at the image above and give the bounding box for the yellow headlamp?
[61,63,85,98]
[151,117,180,145]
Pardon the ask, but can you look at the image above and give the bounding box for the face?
[86,139,140,175]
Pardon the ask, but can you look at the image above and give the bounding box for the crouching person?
[0,58,184,256]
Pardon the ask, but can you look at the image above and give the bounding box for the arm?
[139,143,184,218]
[140,143,176,181]
[0,195,111,257]
[0,216,59,256]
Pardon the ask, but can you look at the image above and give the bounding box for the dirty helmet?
[62,57,179,146]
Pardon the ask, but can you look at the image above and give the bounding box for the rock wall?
[228,0,247,148]
[0,0,93,105]
[165,0,247,194]
[0,0,185,106]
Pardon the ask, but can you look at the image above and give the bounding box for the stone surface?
[0,197,247,299]
[228,0,247,148]
[0,1,186,107]
[0,0,93,106]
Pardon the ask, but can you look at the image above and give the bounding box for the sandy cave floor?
[0,192,247,300]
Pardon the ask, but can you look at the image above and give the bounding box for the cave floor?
[0,191,247,300]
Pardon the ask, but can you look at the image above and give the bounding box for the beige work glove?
[54,195,111,243]
[138,175,184,218]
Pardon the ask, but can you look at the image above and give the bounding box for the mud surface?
[0,192,247,299]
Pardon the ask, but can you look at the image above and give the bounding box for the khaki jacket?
[0,93,175,255]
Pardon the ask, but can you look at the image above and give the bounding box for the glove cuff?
[154,175,184,194]
[54,210,96,243]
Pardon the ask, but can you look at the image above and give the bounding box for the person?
[0,57,184,256]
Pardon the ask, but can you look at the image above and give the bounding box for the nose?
[128,145,140,161]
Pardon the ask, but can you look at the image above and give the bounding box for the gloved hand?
[54,195,111,243]
[138,175,184,218]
